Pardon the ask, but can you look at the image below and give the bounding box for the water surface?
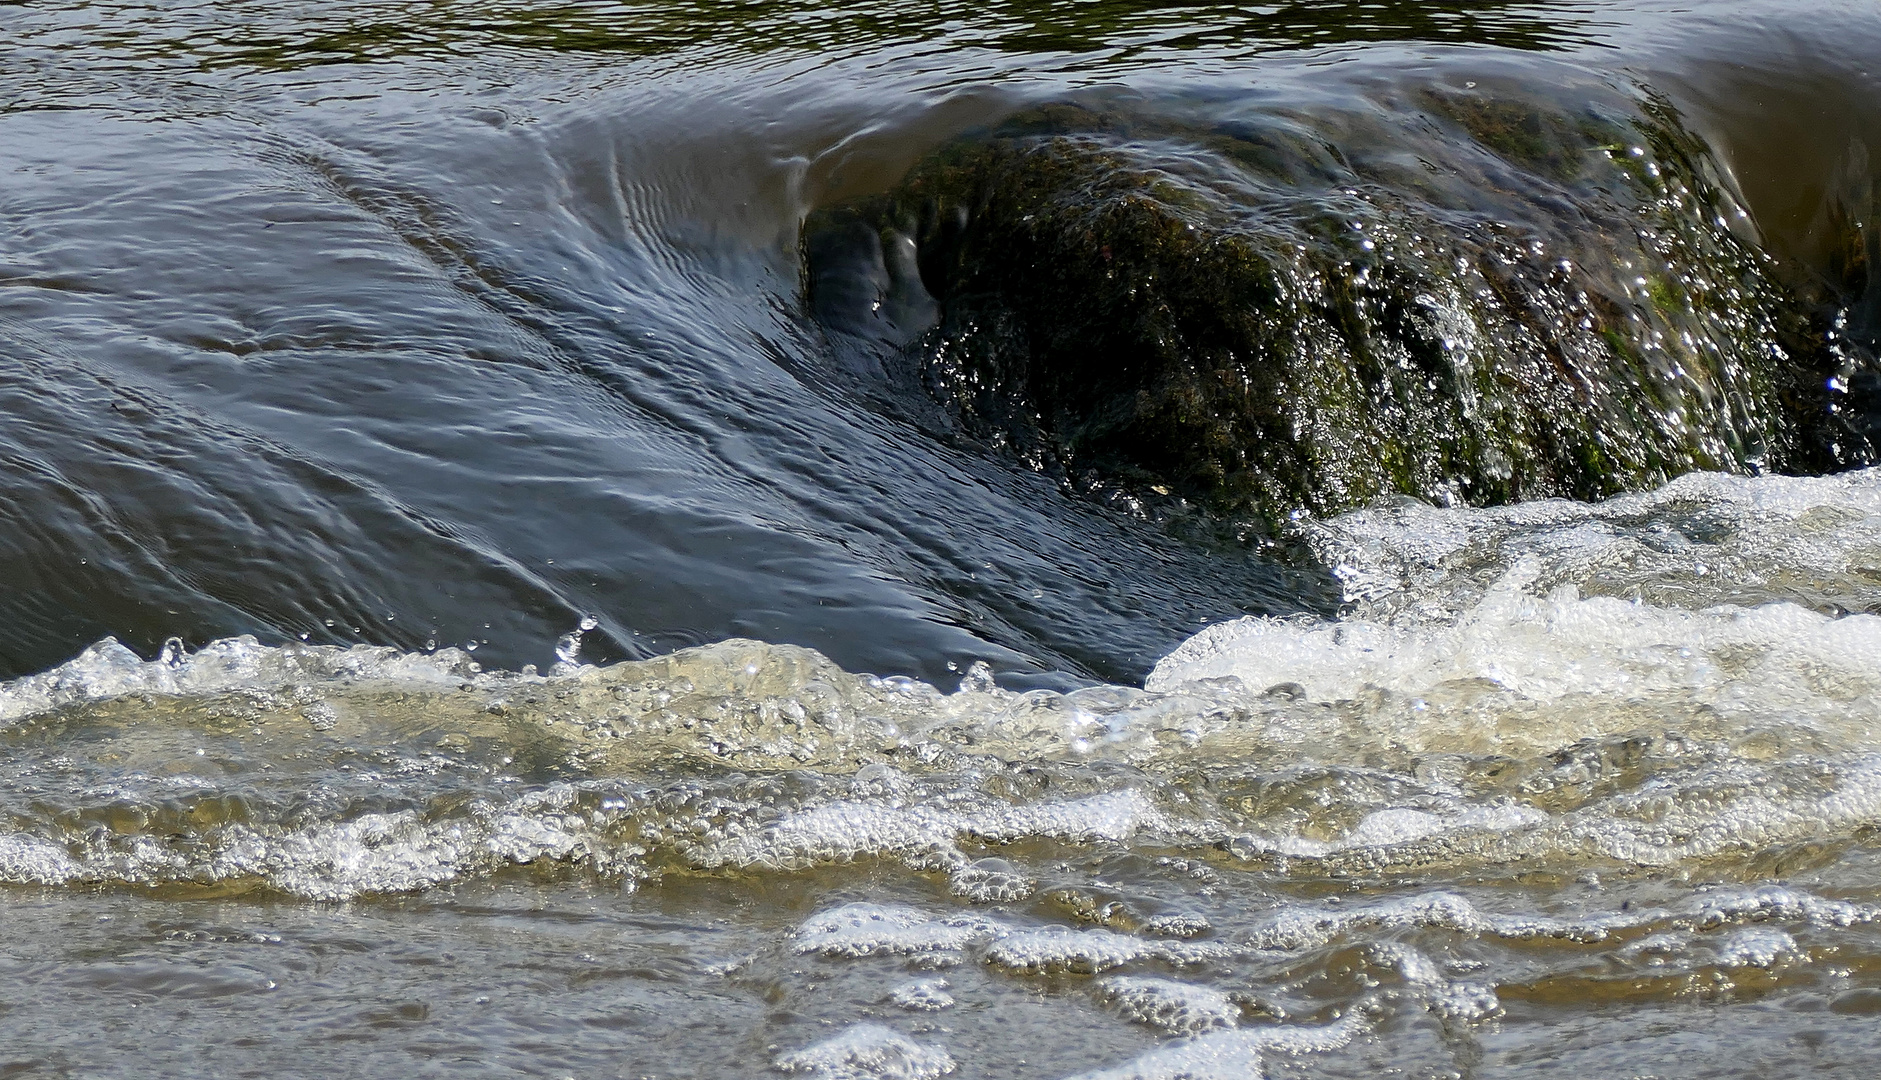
[4,1,1881,1076]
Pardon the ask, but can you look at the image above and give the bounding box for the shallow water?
[7,469,1881,1076]
[5,1,1881,1076]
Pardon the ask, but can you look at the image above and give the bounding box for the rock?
[806,91,1865,526]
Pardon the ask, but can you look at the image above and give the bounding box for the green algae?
[807,91,1856,528]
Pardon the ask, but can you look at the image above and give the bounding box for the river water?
[5,1,1881,1076]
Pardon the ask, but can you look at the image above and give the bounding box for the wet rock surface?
[808,89,1878,526]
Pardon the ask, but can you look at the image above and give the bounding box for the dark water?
[8,0,1876,689]
[6,1,1881,1076]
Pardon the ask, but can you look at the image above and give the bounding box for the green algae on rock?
[807,91,1863,526]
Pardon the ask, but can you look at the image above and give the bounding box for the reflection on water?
[9,0,1607,72]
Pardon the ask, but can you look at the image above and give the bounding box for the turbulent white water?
[7,468,1877,884]
[9,0,1881,1072]
[3,468,1879,1077]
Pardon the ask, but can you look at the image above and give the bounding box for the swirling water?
[5,1,1881,1076]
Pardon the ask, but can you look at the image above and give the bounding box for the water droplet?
[957,661,997,694]
[555,632,583,665]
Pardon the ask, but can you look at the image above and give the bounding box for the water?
[4,1,1881,1075]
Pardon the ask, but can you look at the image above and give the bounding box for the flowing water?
[5,1,1881,1076]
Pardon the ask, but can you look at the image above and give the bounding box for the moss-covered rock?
[808,91,1861,526]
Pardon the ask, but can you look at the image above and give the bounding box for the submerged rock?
[807,89,1872,525]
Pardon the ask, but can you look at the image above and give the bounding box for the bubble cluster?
[2,471,1880,1073]
[775,1024,956,1080]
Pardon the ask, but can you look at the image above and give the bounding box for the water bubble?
[555,617,598,665]
[303,701,338,732]
[775,1024,955,1080]
[890,978,955,1012]
[554,634,582,664]
[957,661,996,694]
[1098,976,1241,1034]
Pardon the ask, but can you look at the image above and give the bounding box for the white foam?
[1340,802,1547,851]
[1147,470,1881,768]
[890,978,956,1011]
[948,858,1036,904]
[1713,927,1801,968]
[1097,976,1242,1033]
[0,833,83,885]
[2,472,1879,902]
[0,783,630,900]
[1622,931,1691,964]
[1249,891,1636,952]
[775,1024,955,1080]
[703,790,1170,874]
[984,927,1237,974]
[1143,912,1211,938]
[793,904,994,958]
[1302,467,1881,611]
[205,802,597,901]
[1255,892,1486,950]
[1215,750,1881,873]
[1151,573,1881,720]
[1558,753,1881,866]
[0,636,484,727]
[1691,885,1878,929]
[1063,1013,1365,1080]
[1375,943,1501,1021]
[1238,884,1868,963]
